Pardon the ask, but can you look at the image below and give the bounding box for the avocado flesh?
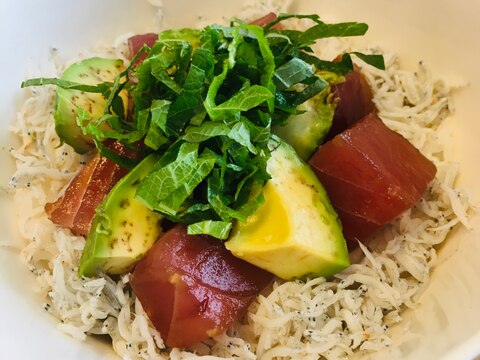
[79,154,163,277]
[273,90,334,160]
[54,57,127,154]
[225,140,349,280]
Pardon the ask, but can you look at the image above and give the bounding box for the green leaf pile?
[22,14,385,239]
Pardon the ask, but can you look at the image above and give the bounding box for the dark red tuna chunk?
[250,12,284,30]
[128,33,158,65]
[325,68,376,141]
[309,113,436,248]
[130,225,273,348]
[250,12,278,27]
[45,141,137,236]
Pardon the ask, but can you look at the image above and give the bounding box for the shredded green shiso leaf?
[22,14,384,239]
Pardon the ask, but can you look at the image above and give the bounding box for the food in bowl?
[9,2,472,359]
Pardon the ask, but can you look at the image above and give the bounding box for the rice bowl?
[0,3,478,356]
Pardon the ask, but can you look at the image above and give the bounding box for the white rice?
[9,0,473,359]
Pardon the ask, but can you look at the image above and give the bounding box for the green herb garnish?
[22,14,385,239]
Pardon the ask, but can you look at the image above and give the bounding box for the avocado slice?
[225,140,349,280]
[79,154,163,277]
[272,89,335,161]
[54,57,127,154]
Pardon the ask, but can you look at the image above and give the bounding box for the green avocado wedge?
[272,88,335,161]
[54,57,127,153]
[225,139,349,280]
[79,154,163,277]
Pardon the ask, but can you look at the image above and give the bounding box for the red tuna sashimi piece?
[313,162,409,222]
[250,12,284,29]
[130,225,273,348]
[335,208,382,246]
[309,113,436,248]
[325,69,376,141]
[128,33,158,65]
[45,141,137,236]
[250,12,277,27]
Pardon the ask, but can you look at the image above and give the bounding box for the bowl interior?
[1,1,479,359]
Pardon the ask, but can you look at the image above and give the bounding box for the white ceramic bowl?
[1,1,479,359]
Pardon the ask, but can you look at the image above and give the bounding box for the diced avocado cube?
[54,57,127,154]
[79,154,163,277]
[273,90,334,160]
[225,140,349,280]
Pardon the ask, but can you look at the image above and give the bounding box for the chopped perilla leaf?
[187,220,232,239]
[22,14,384,239]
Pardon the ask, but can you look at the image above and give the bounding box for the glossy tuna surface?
[131,225,273,348]
[309,113,437,247]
